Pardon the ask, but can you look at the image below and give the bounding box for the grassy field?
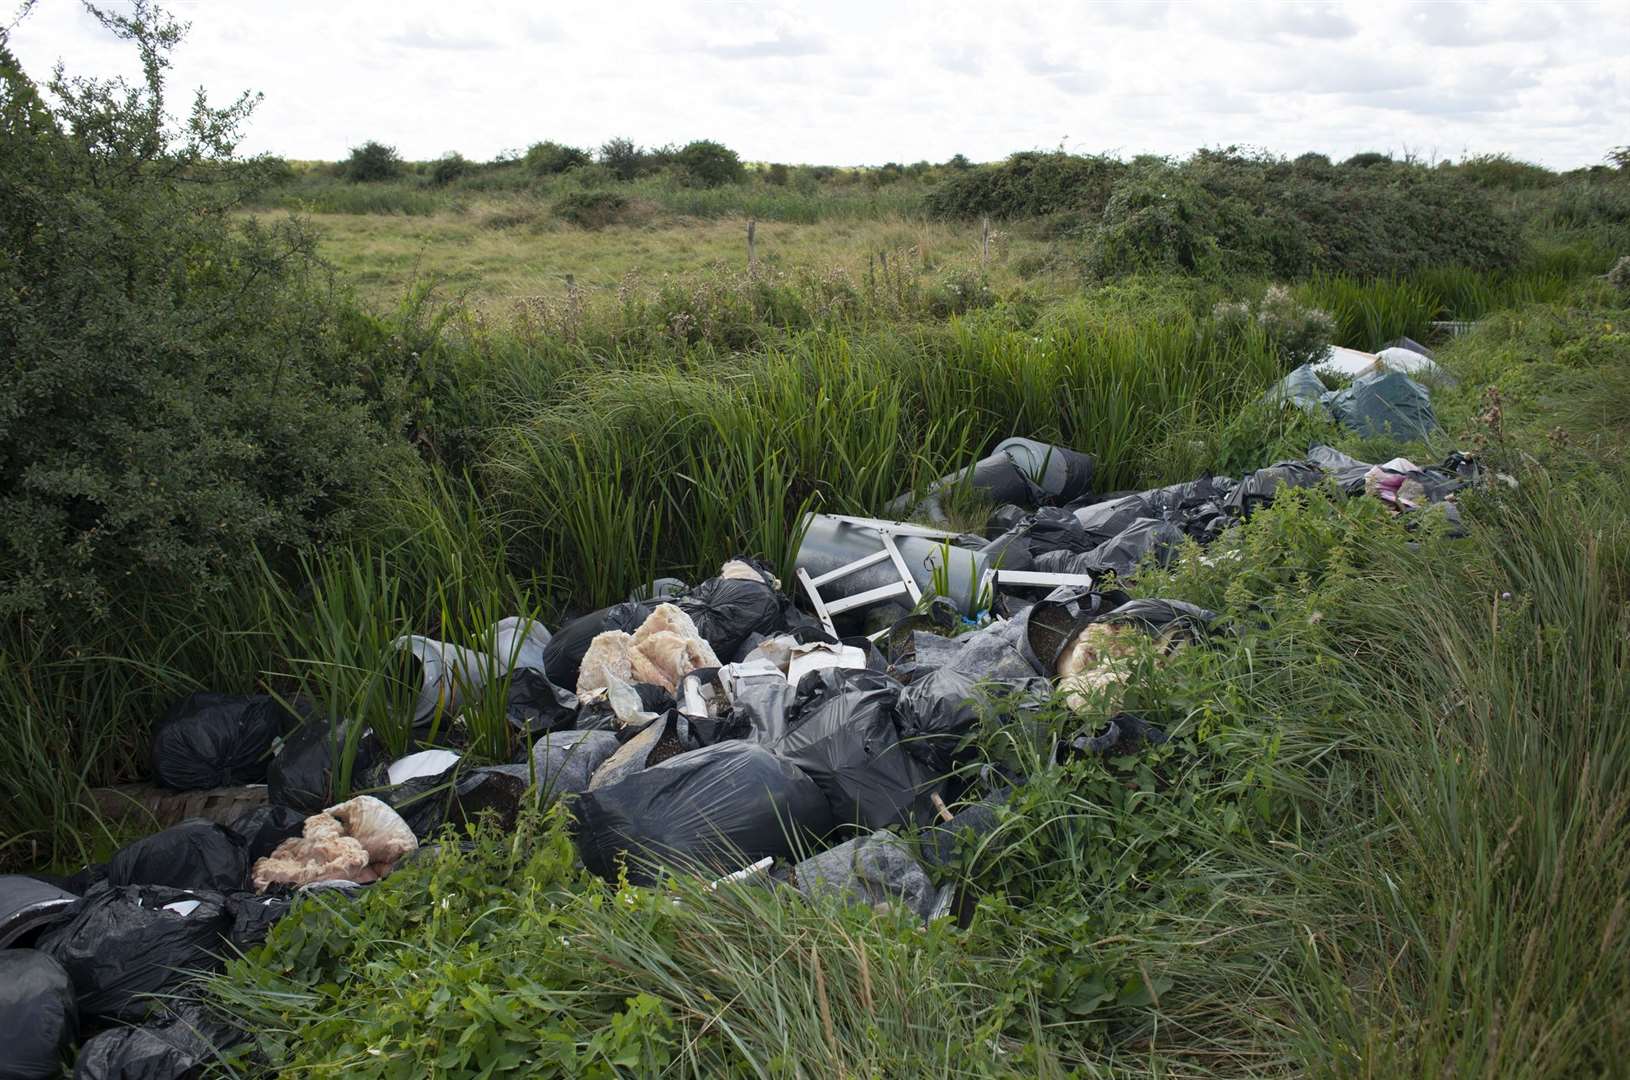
[9,26,1630,1071]
[261,201,1042,310]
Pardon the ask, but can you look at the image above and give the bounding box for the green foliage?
[344,140,403,182]
[1342,151,1392,168]
[925,267,996,317]
[524,140,590,175]
[0,20,399,624]
[1212,283,1335,367]
[925,150,1124,220]
[1085,161,1226,277]
[551,189,631,229]
[1453,152,1556,190]
[672,139,745,187]
[429,151,468,186]
[596,135,643,181]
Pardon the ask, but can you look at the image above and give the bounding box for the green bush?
[1085,162,1224,277]
[598,135,644,181]
[552,189,631,228]
[430,151,468,186]
[925,150,1125,220]
[673,139,745,187]
[524,140,590,175]
[0,16,401,622]
[344,140,403,182]
[926,268,996,317]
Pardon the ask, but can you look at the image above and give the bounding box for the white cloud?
[4,0,1626,168]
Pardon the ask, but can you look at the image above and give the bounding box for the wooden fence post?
[747,219,757,275]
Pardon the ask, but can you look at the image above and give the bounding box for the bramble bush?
[0,5,402,623]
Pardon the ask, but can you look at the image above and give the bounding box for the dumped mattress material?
[0,949,77,1080]
[150,692,301,791]
[572,741,835,885]
[37,883,233,1022]
[250,796,416,892]
[577,604,721,700]
[105,820,249,894]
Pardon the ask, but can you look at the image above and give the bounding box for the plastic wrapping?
[0,949,76,1080]
[37,883,231,1022]
[1324,369,1439,440]
[105,820,248,894]
[887,437,1094,524]
[792,830,937,920]
[573,741,834,885]
[149,693,296,791]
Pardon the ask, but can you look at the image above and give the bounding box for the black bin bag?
[150,693,300,791]
[37,883,231,1023]
[678,577,786,662]
[773,668,937,831]
[266,719,388,815]
[227,805,307,863]
[105,820,248,894]
[573,742,834,885]
[74,1002,243,1080]
[0,949,77,1080]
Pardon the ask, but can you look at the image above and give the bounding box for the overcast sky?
[8,0,1627,169]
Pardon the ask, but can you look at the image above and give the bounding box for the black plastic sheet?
[266,719,388,815]
[573,741,834,885]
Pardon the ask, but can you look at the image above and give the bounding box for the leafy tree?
[0,1,400,621]
[524,140,590,175]
[598,136,644,181]
[430,151,468,185]
[674,139,745,187]
[345,139,403,182]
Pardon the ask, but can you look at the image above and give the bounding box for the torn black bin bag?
[37,883,231,1023]
[0,876,82,949]
[1059,713,1169,760]
[227,805,306,863]
[266,718,388,815]
[1069,493,1157,545]
[1033,517,1186,580]
[150,693,300,791]
[503,668,578,738]
[382,763,532,839]
[105,820,248,894]
[572,741,835,885]
[0,949,77,1080]
[74,1002,244,1080]
[1099,598,1219,637]
[1223,460,1325,519]
[223,892,291,954]
[896,667,1049,775]
[772,668,935,831]
[919,788,1011,871]
[679,577,786,663]
[540,600,658,690]
[1306,445,1374,496]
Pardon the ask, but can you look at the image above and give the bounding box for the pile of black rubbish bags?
[0,438,1486,1080]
